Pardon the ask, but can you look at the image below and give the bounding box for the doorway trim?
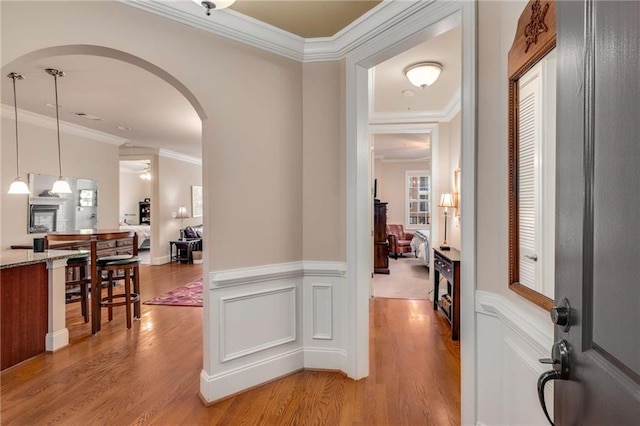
[345,2,477,423]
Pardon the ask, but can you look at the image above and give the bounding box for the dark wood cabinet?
[374,200,389,274]
[139,201,150,225]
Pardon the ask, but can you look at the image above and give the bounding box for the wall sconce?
[192,0,236,16]
[176,205,189,240]
[438,193,456,250]
[7,72,30,195]
[404,62,443,88]
[46,68,72,194]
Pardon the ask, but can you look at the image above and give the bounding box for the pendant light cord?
[11,74,21,177]
[53,72,63,178]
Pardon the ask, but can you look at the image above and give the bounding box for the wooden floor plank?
[0,263,460,425]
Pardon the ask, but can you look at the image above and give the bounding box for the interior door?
[551,0,640,424]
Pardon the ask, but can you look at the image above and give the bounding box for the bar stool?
[96,256,141,329]
[66,256,91,323]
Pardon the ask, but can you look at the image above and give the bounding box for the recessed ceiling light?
[117,126,132,131]
[402,89,415,98]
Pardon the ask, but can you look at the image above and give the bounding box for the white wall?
[377,161,430,229]
[119,170,151,225]
[476,1,554,424]
[1,114,119,249]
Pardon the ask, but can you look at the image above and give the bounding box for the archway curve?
[2,44,207,121]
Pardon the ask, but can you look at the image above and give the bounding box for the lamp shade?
[438,193,455,208]
[176,206,189,219]
[51,177,72,194]
[404,62,442,88]
[8,178,30,195]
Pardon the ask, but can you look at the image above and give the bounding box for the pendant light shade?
[46,68,72,194]
[7,72,30,195]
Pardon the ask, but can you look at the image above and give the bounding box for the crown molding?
[1,104,128,146]
[159,148,202,165]
[120,0,305,61]
[369,88,461,125]
[119,0,430,63]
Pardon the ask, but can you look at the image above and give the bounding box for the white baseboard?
[46,328,69,352]
[151,255,170,265]
[303,348,347,371]
[200,348,304,403]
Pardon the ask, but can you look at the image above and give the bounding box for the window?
[406,172,430,228]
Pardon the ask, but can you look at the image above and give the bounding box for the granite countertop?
[0,249,89,270]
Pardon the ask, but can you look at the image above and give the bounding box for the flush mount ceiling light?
[192,0,236,16]
[404,62,443,88]
[46,68,72,194]
[7,72,30,195]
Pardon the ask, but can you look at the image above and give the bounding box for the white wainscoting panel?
[220,286,296,362]
[476,291,554,426]
[312,285,332,340]
[303,261,346,371]
[201,261,347,403]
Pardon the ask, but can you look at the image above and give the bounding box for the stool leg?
[133,265,140,319]
[107,270,114,322]
[80,264,89,323]
[124,268,132,329]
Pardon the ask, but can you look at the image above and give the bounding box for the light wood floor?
[1,262,460,425]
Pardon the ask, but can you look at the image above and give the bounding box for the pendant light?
[46,68,72,194]
[7,72,30,195]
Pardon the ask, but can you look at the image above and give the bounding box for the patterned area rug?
[143,278,203,307]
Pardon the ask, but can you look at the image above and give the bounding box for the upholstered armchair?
[183,225,204,251]
[387,224,414,259]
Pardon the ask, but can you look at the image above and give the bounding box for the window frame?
[405,170,430,230]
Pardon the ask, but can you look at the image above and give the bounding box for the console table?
[433,247,461,340]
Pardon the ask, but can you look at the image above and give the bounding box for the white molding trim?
[301,261,346,278]
[151,255,170,265]
[219,286,297,362]
[369,89,461,125]
[158,148,202,165]
[209,261,304,287]
[200,348,304,403]
[45,329,69,352]
[312,284,333,340]
[476,291,553,355]
[120,0,435,63]
[303,348,347,371]
[1,105,128,146]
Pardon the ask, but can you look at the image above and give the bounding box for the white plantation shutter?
[518,69,542,291]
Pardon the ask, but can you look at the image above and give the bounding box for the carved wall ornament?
[524,0,550,53]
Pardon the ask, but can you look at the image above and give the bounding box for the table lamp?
[438,193,456,250]
[176,205,189,240]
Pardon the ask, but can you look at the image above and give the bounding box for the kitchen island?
[0,249,86,370]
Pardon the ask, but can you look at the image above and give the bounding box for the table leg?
[433,268,440,311]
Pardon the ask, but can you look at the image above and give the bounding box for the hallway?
[0,263,460,424]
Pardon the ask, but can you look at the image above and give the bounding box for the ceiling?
[1,2,460,162]
[229,1,381,38]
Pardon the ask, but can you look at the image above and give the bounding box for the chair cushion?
[97,256,140,267]
[67,256,90,265]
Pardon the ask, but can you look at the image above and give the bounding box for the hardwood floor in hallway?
[0,262,460,425]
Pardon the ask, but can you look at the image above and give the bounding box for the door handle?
[537,339,570,426]
[525,254,538,261]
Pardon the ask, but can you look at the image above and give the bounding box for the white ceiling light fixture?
[192,0,236,16]
[404,62,443,89]
[46,68,72,194]
[7,72,30,195]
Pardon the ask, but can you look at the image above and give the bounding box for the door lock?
[537,339,571,426]
[550,297,571,332]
